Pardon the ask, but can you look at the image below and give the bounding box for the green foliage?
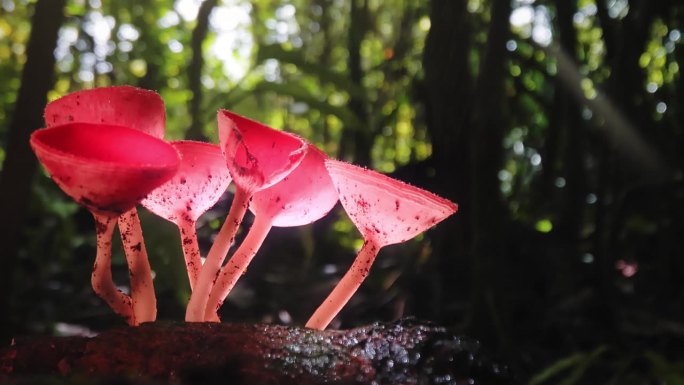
[0,1,32,153]
[529,346,608,385]
[256,44,367,100]
[645,351,684,385]
[530,347,684,385]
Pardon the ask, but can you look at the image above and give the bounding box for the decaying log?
[0,318,518,384]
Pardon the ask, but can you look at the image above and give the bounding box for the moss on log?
[0,318,518,384]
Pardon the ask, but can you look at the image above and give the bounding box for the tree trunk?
[592,0,664,335]
[186,0,218,141]
[340,0,372,166]
[421,0,473,322]
[1,319,518,385]
[467,0,512,349]
[553,0,584,242]
[0,0,66,345]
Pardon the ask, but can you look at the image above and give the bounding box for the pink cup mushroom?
[30,122,180,325]
[305,159,458,330]
[141,141,232,290]
[203,145,338,321]
[44,86,166,323]
[185,109,307,322]
[44,85,165,138]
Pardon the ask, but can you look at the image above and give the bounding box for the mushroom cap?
[251,145,338,227]
[30,122,180,217]
[44,86,165,138]
[325,159,458,247]
[142,141,232,224]
[217,109,307,194]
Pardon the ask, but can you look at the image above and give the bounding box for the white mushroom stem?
[185,188,251,322]
[203,214,272,321]
[305,239,380,330]
[92,213,135,325]
[178,217,202,291]
[118,208,157,324]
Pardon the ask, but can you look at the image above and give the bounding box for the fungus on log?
[306,160,458,329]
[30,122,180,325]
[204,145,338,321]
[142,141,232,290]
[186,109,307,322]
[44,86,169,324]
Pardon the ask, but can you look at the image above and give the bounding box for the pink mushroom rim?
[250,145,338,226]
[217,109,308,193]
[142,141,232,224]
[324,159,458,247]
[30,122,180,216]
[44,85,165,138]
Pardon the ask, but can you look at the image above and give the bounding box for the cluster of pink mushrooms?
[30,86,457,330]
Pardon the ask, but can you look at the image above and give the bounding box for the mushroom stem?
[92,213,135,325]
[118,209,157,324]
[178,217,202,291]
[204,214,273,321]
[305,239,380,330]
[185,187,251,322]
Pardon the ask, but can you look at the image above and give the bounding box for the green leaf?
[252,81,361,128]
[256,44,368,101]
[644,350,684,385]
[529,346,608,385]
[65,2,86,15]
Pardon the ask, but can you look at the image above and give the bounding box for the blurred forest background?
[1,0,684,383]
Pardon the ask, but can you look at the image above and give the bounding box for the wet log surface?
[0,318,518,384]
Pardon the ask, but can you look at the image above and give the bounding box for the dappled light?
[2,0,684,383]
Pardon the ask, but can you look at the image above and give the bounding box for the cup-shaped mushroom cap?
[251,145,338,227]
[217,109,307,194]
[44,86,165,138]
[325,159,458,247]
[142,141,232,224]
[30,122,180,216]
